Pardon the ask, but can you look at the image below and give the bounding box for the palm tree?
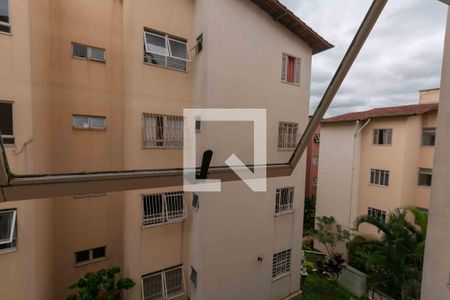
[351,207,427,300]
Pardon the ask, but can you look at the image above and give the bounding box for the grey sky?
[280,0,447,116]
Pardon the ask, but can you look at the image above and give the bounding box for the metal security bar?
[272,249,291,279]
[143,114,183,149]
[142,265,185,300]
[142,192,186,227]
[275,187,294,214]
[278,122,298,150]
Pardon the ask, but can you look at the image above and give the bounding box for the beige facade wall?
[421,7,450,299]
[419,88,440,104]
[0,0,316,299]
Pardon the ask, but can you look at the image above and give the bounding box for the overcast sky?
[280,0,447,116]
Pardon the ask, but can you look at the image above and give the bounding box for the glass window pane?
[92,246,106,259]
[168,38,189,61]
[167,57,186,71]
[0,210,14,244]
[0,102,13,135]
[72,44,88,58]
[90,117,106,129]
[145,32,168,56]
[75,250,90,264]
[0,0,9,24]
[73,115,90,128]
[89,47,105,61]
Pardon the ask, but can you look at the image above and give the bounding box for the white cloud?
[280,0,447,116]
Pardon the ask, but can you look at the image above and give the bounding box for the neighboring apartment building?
[315,89,438,237]
[0,0,331,299]
[422,1,450,298]
[305,118,320,199]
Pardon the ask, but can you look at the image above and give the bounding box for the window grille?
[373,129,392,145]
[142,192,186,227]
[368,207,386,224]
[370,169,390,187]
[143,113,183,149]
[275,187,294,214]
[272,249,291,279]
[278,122,298,150]
[142,265,185,300]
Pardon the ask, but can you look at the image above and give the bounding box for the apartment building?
[315,89,438,238]
[305,119,320,199]
[0,0,332,299]
[421,1,450,298]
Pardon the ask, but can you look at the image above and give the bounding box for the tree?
[312,216,351,257]
[67,267,135,300]
[352,207,428,300]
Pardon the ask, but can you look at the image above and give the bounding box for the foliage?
[352,207,428,300]
[67,267,135,300]
[302,273,365,300]
[315,253,346,279]
[312,216,352,257]
[303,196,317,235]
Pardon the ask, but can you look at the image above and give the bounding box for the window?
[195,33,203,54]
[373,129,392,145]
[0,209,17,253]
[275,187,294,214]
[370,169,389,187]
[373,128,392,145]
[192,194,199,210]
[313,134,320,144]
[144,29,190,72]
[142,265,186,300]
[272,249,291,279]
[312,156,319,166]
[72,43,105,62]
[190,266,198,288]
[418,168,432,187]
[422,128,436,147]
[368,207,386,224]
[281,53,301,85]
[143,113,183,149]
[195,119,201,133]
[75,246,106,265]
[0,102,14,145]
[312,177,318,188]
[142,192,186,227]
[278,122,298,150]
[0,0,10,33]
[73,115,106,130]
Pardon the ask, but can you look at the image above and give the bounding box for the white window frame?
[368,207,386,224]
[0,209,16,246]
[281,53,301,85]
[421,128,436,147]
[141,265,186,300]
[370,169,389,187]
[278,121,298,151]
[142,192,187,228]
[73,115,107,130]
[72,43,106,62]
[74,246,107,266]
[143,113,184,149]
[144,29,191,64]
[418,168,433,187]
[373,128,392,146]
[275,187,294,215]
[0,0,11,33]
[272,249,291,280]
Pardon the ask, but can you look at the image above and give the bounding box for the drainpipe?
[348,119,371,229]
